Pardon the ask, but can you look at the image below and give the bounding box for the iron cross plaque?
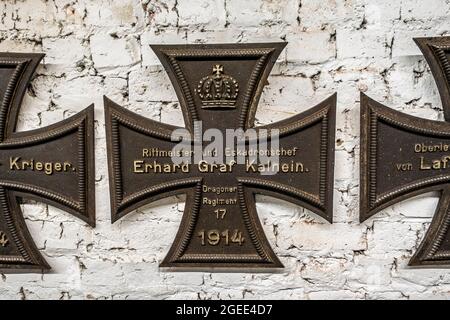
[0,53,95,271]
[361,36,450,266]
[105,43,336,270]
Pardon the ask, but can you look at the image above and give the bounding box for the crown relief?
[196,64,239,108]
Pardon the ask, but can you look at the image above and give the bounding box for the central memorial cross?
[105,43,336,269]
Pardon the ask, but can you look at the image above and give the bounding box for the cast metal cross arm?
[360,37,450,266]
[105,43,336,270]
[0,53,95,271]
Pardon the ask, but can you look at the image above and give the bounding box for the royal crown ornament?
[196,64,239,108]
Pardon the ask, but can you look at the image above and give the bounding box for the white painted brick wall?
[0,0,449,300]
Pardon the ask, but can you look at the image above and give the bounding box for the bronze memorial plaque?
[0,53,95,271]
[361,36,450,266]
[105,43,336,270]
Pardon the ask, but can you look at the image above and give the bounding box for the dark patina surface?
[0,53,95,271]
[360,37,450,266]
[105,43,336,270]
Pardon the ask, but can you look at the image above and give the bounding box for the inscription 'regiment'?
[105,43,336,270]
[0,53,95,271]
[361,36,450,266]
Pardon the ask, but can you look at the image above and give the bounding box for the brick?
[364,0,401,24]
[84,0,143,27]
[141,0,178,27]
[226,0,300,27]
[90,32,141,71]
[141,29,188,67]
[128,68,177,102]
[287,223,367,252]
[337,28,389,59]
[308,290,365,300]
[286,30,336,63]
[392,29,439,57]
[367,221,422,252]
[42,37,88,66]
[402,0,450,21]
[177,0,226,28]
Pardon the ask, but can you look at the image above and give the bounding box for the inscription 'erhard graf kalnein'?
[132,158,308,174]
[8,157,75,175]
